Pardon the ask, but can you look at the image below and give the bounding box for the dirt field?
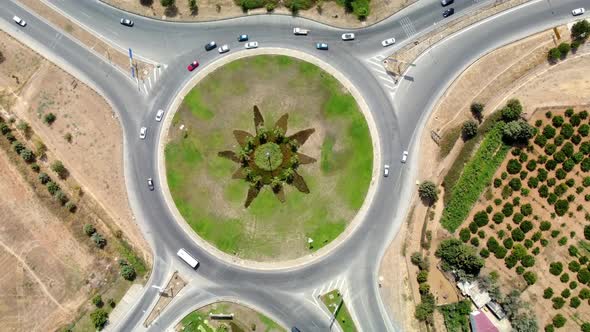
[0,147,99,331]
[104,0,415,28]
[0,31,149,331]
[379,26,590,331]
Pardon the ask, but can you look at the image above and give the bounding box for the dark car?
[440,0,453,6]
[238,34,249,42]
[291,328,301,332]
[316,42,328,50]
[205,41,217,51]
[443,8,455,17]
[120,18,134,27]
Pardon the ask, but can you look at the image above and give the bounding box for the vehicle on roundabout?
[381,37,396,47]
[443,7,455,17]
[205,41,217,51]
[293,27,309,35]
[139,127,147,140]
[218,44,230,53]
[155,109,165,122]
[316,42,329,50]
[342,33,355,41]
[187,60,199,71]
[440,0,453,6]
[401,150,409,163]
[572,8,585,16]
[384,164,390,177]
[177,248,199,269]
[13,15,26,27]
[147,178,154,191]
[245,41,259,49]
[120,18,134,27]
[238,34,249,41]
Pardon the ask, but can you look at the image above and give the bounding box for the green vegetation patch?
[321,290,358,332]
[166,55,372,260]
[179,302,285,332]
[441,120,510,232]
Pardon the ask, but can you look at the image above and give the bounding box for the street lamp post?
[266,151,272,176]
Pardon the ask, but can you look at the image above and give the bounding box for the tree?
[507,159,522,174]
[558,42,571,57]
[20,148,35,163]
[550,262,563,275]
[511,312,538,332]
[462,120,478,139]
[90,309,108,330]
[121,265,136,281]
[500,99,523,122]
[84,224,96,236]
[571,19,590,39]
[160,0,175,6]
[552,314,566,328]
[523,271,537,285]
[548,48,561,61]
[471,102,484,120]
[65,201,77,212]
[502,121,535,143]
[543,287,554,299]
[92,294,103,308]
[555,199,569,216]
[436,239,484,276]
[43,113,56,125]
[47,181,60,195]
[351,0,370,20]
[92,233,107,249]
[38,172,50,184]
[50,160,68,178]
[188,0,198,14]
[418,180,438,205]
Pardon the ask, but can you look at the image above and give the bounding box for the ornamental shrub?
[459,228,471,243]
[521,255,535,267]
[507,159,522,174]
[578,268,590,284]
[570,261,581,272]
[552,314,566,328]
[570,296,581,308]
[495,246,507,259]
[543,125,556,139]
[509,178,522,191]
[544,287,554,299]
[520,204,533,216]
[505,255,518,269]
[561,123,574,139]
[540,221,551,231]
[513,213,524,223]
[502,203,514,217]
[493,212,504,224]
[503,238,514,249]
[545,159,557,171]
[561,273,570,283]
[527,177,539,188]
[562,289,571,298]
[487,237,500,253]
[579,288,590,299]
[553,116,564,128]
[538,169,548,182]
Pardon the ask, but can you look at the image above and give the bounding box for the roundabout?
[3,0,587,331]
[163,54,375,261]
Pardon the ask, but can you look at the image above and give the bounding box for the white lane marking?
[148,77,152,90]
[400,17,417,38]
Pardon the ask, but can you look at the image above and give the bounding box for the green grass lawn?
[166,55,373,261]
[321,290,357,332]
[179,302,285,332]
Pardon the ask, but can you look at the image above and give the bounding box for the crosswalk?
[365,55,398,99]
[136,63,167,96]
[399,16,417,39]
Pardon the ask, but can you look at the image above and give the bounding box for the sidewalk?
[105,284,144,332]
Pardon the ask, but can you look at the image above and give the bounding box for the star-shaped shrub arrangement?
[218,106,316,207]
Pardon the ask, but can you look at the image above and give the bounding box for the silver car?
[341,33,355,41]
[155,109,164,122]
[384,165,390,177]
[401,151,409,163]
[13,16,26,27]
[140,127,147,139]
[381,38,396,47]
[218,44,230,53]
[245,41,259,49]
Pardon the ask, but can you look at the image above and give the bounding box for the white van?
[177,248,199,269]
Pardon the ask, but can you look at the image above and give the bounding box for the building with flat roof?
[486,301,506,320]
[470,310,499,332]
[457,280,491,308]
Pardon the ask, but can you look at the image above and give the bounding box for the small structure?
[457,280,491,308]
[486,301,506,320]
[470,310,499,332]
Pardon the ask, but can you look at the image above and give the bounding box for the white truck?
[293,28,309,35]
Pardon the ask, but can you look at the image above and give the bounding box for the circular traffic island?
[165,55,373,261]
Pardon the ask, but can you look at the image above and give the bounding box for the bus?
[177,248,199,269]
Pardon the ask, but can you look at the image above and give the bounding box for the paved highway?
[1,0,587,331]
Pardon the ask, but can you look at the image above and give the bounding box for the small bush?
[92,294,103,308]
[523,271,536,285]
[550,262,563,276]
[570,261,581,272]
[43,113,56,125]
[552,314,566,328]
[84,224,96,236]
[561,273,570,283]
[552,296,565,309]
[507,159,522,174]
[92,233,107,249]
[562,289,571,298]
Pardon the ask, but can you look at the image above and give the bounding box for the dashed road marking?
[399,16,417,39]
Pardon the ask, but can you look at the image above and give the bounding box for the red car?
[187,61,199,71]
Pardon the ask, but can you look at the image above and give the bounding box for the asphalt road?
[1,0,588,331]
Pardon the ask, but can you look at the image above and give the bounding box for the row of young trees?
[548,20,589,62]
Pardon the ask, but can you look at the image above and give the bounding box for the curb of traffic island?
[157,47,381,270]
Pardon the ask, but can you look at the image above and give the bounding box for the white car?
[140,127,147,139]
[13,16,26,27]
[401,150,409,163]
[381,38,396,47]
[293,28,309,35]
[342,33,355,41]
[245,41,259,49]
[218,44,230,53]
[384,165,390,177]
[572,8,585,16]
[155,109,164,122]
